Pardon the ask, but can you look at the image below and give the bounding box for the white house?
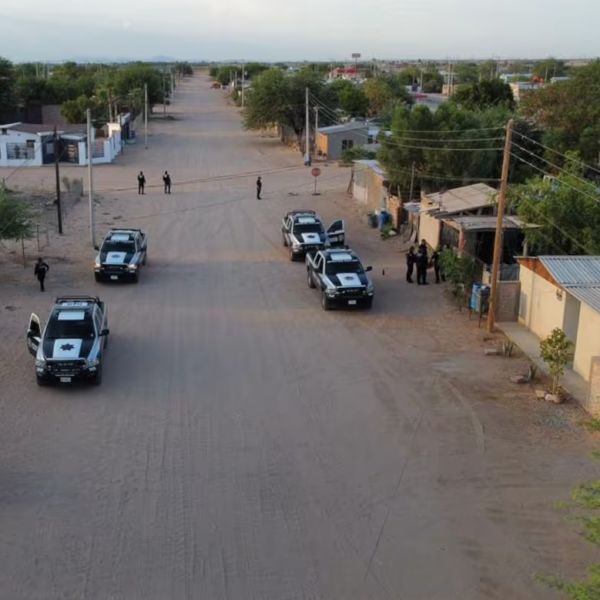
[0,122,123,169]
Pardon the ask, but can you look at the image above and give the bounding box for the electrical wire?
[512,129,600,178]
[510,152,600,204]
[511,140,599,189]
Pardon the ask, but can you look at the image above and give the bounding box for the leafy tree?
[243,68,334,147]
[329,80,369,117]
[508,155,600,255]
[533,58,567,80]
[0,57,15,119]
[14,75,48,106]
[454,63,480,84]
[379,103,512,198]
[174,62,193,76]
[439,248,477,310]
[451,80,515,111]
[478,60,499,81]
[520,61,600,164]
[539,328,573,395]
[61,95,99,124]
[341,146,376,163]
[364,76,412,117]
[0,190,33,242]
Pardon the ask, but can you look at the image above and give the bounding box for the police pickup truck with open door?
[94,228,147,282]
[306,248,374,310]
[26,296,110,386]
[281,210,345,261]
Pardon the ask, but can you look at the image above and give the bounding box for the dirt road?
[0,75,596,600]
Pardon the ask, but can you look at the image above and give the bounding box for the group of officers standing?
[406,241,449,286]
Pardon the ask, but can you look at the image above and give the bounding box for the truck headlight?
[367,283,374,295]
[326,289,339,297]
[292,244,301,251]
[35,358,46,369]
[128,263,138,270]
[94,261,101,269]
[87,358,100,368]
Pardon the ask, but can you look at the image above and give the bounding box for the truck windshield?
[102,241,135,253]
[293,223,323,234]
[46,316,96,339]
[325,261,364,275]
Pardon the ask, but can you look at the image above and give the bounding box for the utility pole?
[241,61,245,108]
[162,71,167,119]
[313,106,319,157]
[305,87,310,159]
[53,127,63,235]
[86,109,96,248]
[144,83,148,150]
[487,119,514,333]
[409,162,416,201]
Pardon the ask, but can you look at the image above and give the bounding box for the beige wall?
[518,268,566,340]
[419,211,441,248]
[574,302,600,382]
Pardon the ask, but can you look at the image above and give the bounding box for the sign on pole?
[351,53,361,59]
[311,167,321,196]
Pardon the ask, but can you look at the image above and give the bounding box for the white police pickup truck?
[94,228,147,282]
[281,210,345,261]
[26,296,110,386]
[306,248,374,310]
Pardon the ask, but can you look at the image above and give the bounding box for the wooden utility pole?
[53,127,63,234]
[487,119,514,333]
[144,83,148,150]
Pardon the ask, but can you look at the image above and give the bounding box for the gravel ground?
[0,74,598,600]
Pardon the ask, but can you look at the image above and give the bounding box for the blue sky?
[0,0,598,62]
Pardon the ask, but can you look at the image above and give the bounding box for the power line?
[510,152,600,204]
[511,140,597,190]
[512,129,600,178]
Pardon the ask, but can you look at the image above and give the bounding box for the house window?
[46,142,54,154]
[341,139,354,151]
[26,140,36,148]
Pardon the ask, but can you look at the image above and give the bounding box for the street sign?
[311,168,321,177]
[352,53,361,59]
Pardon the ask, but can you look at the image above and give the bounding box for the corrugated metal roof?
[318,123,368,135]
[539,256,600,286]
[421,183,497,214]
[539,256,600,314]
[445,215,526,231]
[567,287,600,314]
[354,159,387,178]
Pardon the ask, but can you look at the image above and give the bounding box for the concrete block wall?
[586,357,600,416]
[496,281,521,323]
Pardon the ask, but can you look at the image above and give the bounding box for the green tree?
[0,57,15,119]
[61,95,98,124]
[243,68,333,147]
[175,62,194,76]
[520,61,600,164]
[0,190,33,242]
[451,80,515,111]
[329,80,369,117]
[14,75,48,106]
[509,155,600,255]
[533,58,567,80]
[378,103,513,198]
[454,63,480,84]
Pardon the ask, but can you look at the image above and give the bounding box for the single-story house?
[316,122,368,160]
[518,256,600,384]
[419,183,498,250]
[0,121,123,168]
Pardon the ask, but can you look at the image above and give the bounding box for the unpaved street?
[0,75,597,600]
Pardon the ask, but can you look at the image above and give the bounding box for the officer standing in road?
[137,171,146,194]
[431,246,445,284]
[34,257,49,292]
[163,171,172,194]
[406,246,416,283]
[416,240,429,285]
[256,176,262,199]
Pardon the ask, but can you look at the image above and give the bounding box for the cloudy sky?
[0,0,598,62]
